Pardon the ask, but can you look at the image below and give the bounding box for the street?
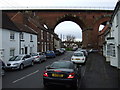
[2,51,119,89]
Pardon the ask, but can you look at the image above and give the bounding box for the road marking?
[82,65,86,77]
[12,70,39,83]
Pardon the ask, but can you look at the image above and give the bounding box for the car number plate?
[52,73,63,77]
[76,58,80,60]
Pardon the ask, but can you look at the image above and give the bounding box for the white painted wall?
[20,32,37,54]
[110,11,119,68]
[54,39,61,49]
[2,29,19,64]
[0,29,3,60]
[0,29,37,65]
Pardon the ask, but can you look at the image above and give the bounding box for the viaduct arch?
[34,10,113,49]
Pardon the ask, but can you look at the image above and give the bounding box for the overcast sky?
[0,0,118,41]
[0,0,118,9]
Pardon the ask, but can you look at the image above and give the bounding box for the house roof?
[14,22,38,35]
[2,13,20,32]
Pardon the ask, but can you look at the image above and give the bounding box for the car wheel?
[39,59,41,64]
[31,61,34,66]
[19,64,24,70]
[73,78,79,89]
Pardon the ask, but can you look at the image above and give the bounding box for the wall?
[0,29,2,60]
[20,32,37,54]
[2,29,19,64]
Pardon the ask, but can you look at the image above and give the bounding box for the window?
[10,49,15,56]
[107,44,111,56]
[30,35,33,42]
[41,30,43,40]
[10,32,15,40]
[47,32,49,41]
[20,33,24,40]
[116,13,119,27]
[111,44,116,57]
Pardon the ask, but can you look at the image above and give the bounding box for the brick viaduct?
[5,9,113,49]
[34,9,113,49]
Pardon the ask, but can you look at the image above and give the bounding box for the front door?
[25,47,28,54]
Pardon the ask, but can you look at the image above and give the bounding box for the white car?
[71,51,86,64]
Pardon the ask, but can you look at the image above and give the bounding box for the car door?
[23,55,31,66]
[22,55,28,67]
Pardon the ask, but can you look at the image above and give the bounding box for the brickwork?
[3,10,113,49]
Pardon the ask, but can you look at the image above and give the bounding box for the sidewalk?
[80,53,119,88]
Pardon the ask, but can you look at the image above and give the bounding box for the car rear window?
[50,61,74,69]
[73,53,83,56]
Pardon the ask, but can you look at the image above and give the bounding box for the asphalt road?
[2,51,119,89]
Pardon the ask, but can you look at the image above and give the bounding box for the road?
[2,51,119,89]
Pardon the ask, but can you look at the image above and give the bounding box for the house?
[0,13,20,64]
[0,13,37,64]
[103,0,120,69]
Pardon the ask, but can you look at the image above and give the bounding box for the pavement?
[80,53,119,89]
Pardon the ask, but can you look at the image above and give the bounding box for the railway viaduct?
[34,9,113,49]
[5,9,113,49]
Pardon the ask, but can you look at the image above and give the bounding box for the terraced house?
[0,12,37,64]
[102,0,120,69]
[0,11,61,64]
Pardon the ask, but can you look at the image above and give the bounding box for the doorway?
[25,47,28,54]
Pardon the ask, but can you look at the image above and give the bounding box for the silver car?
[31,52,46,63]
[6,54,34,70]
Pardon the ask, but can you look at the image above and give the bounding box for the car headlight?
[13,63,19,65]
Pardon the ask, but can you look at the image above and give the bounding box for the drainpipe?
[19,32,22,54]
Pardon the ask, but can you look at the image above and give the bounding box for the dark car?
[43,61,81,88]
[54,50,62,56]
[45,51,56,58]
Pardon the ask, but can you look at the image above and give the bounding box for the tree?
[65,34,76,48]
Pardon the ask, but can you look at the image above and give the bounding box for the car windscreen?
[73,53,83,57]
[31,53,38,56]
[9,56,23,61]
[50,62,73,69]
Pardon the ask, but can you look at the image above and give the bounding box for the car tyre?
[31,61,34,66]
[72,78,79,89]
[19,64,24,70]
[39,59,41,64]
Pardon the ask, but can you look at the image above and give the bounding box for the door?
[25,47,28,54]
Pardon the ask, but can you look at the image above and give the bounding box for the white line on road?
[12,70,39,84]
[82,65,86,77]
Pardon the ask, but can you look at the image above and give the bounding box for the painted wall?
[20,32,37,54]
[2,29,19,64]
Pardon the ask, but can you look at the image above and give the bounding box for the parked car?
[5,54,34,70]
[54,50,62,56]
[56,49,64,54]
[60,48,66,53]
[43,60,81,88]
[31,52,46,63]
[80,49,88,58]
[45,51,56,58]
[0,59,5,76]
[71,51,86,64]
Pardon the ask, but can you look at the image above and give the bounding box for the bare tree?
[65,34,76,48]
[66,34,76,42]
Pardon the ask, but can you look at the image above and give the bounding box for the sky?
[0,0,118,41]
